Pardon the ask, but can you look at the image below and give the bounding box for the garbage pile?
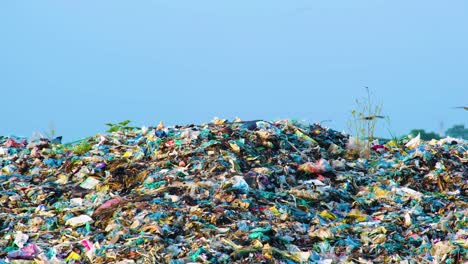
[0,119,466,263]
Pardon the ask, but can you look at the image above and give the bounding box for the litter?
[0,119,466,263]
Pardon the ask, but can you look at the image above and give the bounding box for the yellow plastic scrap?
[232,199,250,209]
[319,210,337,220]
[229,142,241,153]
[55,174,69,185]
[130,219,142,229]
[369,226,387,236]
[262,243,273,259]
[385,140,398,149]
[373,187,391,199]
[346,209,368,222]
[213,117,226,125]
[1,166,13,175]
[369,226,387,244]
[269,206,281,217]
[65,251,81,261]
[147,136,157,144]
[371,234,387,244]
[142,224,163,234]
[252,239,263,249]
[159,216,173,225]
[122,151,133,158]
[96,184,110,192]
[210,215,217,224]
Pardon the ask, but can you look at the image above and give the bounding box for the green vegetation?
[105,120,138,133]
[72,141,92,155]
[42,122,56,140]
[409,129,440,141]
[405,124,467,141]
[445,124,467,140]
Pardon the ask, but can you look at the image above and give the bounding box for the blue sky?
[1,0,467,141]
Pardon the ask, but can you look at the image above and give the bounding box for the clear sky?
[1,0,467,141]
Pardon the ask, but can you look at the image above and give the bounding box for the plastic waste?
[0,119,465,263]
[65,215,93,227]
[7,243,41,260]
[405,133,421,149]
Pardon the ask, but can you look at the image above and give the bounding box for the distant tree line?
[409,124,467,140]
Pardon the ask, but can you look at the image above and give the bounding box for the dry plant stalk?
[347,87,383,159]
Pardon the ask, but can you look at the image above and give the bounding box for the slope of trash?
[0,119,466,263]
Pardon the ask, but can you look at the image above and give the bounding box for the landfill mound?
[0,120,467,263]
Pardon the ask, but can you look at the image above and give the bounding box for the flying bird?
[453,106,468,111]
[360,115,385,121]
